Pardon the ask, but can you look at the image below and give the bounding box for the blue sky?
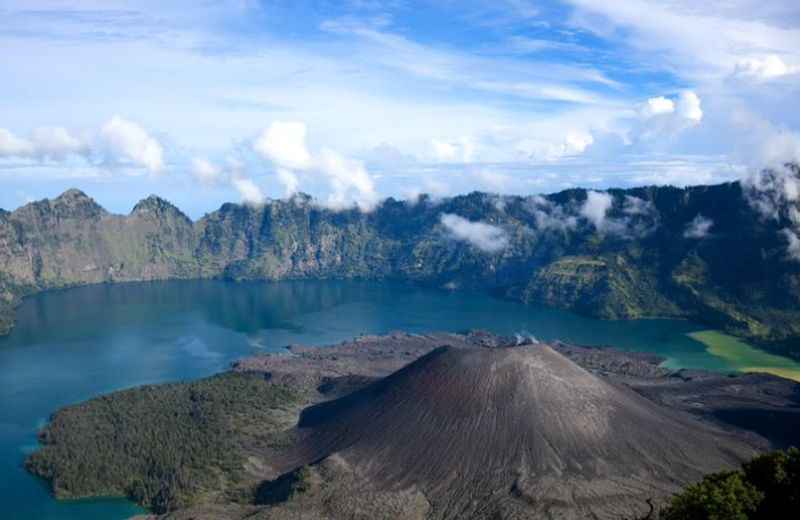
[1,0,799,217]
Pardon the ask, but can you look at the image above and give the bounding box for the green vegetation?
[3,177,800,359]
[689,331,800,382]
[524,254,683,320]
[661,449,800,520]
[26,373,307,513]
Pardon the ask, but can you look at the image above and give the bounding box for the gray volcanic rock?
[263,344,756,520]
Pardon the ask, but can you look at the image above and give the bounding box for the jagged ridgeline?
[1,165,799,357]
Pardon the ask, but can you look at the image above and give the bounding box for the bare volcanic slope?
[265,344,756,520]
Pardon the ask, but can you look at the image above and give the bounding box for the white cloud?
[641,96,675,118]
[759,130,800,167]
[440,213,509,253]
[684,215,714,239]
[526,195,579,232]
[734,55,795,81]
[744,165,800,260]
[191,157,224,185]
[635,91,703,142]
[622,195,651,215]
[100,116,164,173]
[744,165,800,221]
[580,190,613,230]
[676,91,703,123]
[253,121,313,171]
[0,128,34,157]
[0,126,85,160]
[249,121,381,210]
[276,168,300,197]
[431,138,475,163]
[318,148,379,211]
[565,0,800,80]
[230,173,265,206]
[576,190,658,237]
[783,228,800,261]
[515,131,595,162]
[30,127,85,159]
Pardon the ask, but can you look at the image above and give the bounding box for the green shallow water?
[0,279,795,519]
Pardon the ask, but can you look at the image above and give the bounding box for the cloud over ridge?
[440,213,509,253]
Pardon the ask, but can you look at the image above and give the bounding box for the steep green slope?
[1,167,799,358]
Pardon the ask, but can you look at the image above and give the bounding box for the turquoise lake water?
[0,279,753,519]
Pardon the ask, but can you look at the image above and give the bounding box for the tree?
[660,471,762,520]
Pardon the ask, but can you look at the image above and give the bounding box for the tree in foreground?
[660,448,800,519]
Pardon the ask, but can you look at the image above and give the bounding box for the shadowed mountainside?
[2,169,800,357]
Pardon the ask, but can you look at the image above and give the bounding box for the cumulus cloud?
[525,195,579,233]
[641,96,675,118]
[431,138,475,163]
[253,121,313,170]
[733,55,795,81]
[516,131,594,162]
[1,118,164,174]
[576,191,659,237]
[759,130,800,167]
[783,229,800,261]
[230,173,265,206]
[0,126,85,160]
[636,91,703,141]
[191,157,224,185]
[684,215,714,239]
[0,128,35,157]
[622,195,651,215]
[30,127,86,159]
[744,165,800,221]
[318,148,379,211]
[190,157,269,206]
[100,116,164,173]
[440,213,509,253]
[251,121,380,211]
[580,190,613,230]
[276,168,300,197]
[744,165,800,260]
[676,91,703,122]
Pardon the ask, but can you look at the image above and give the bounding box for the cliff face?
[1,175,800,356]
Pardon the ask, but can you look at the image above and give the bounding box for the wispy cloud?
[440,213,509,253]
[0,0,798,216]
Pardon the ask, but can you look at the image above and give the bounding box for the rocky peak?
[49,189,106,219]
[131,195,192,223]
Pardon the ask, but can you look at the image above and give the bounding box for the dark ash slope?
[271,344,755,520]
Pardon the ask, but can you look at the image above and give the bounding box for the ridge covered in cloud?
[744,164,800,260]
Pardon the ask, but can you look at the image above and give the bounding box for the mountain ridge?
[1,171,799,358]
